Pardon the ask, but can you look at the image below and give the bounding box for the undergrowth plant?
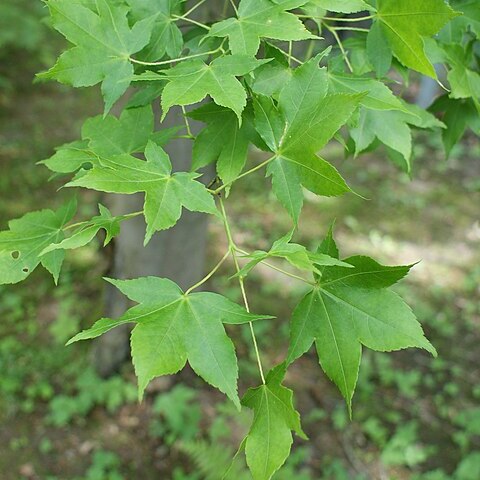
[1,0,479,478]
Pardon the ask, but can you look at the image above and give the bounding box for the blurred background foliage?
[0,1,479,479]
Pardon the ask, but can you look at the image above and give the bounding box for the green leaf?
[256,58,361,221]
[242,364,306,480]
[430,96,480,158]
[350,108,412,167]
[375,0,460,78]
[321,255,413,288]
[82,105,155,157]
[159,55,269,122]
[310,0,371,13]
[0,198,77,285]
[209,0,313,57]
[366,20,392,76]
[188,103,256,187]
[328,73,406,111]
[67,141,218,244]
[39,0,154,112]
[68,277,272,406]
[126,0,184,61]
[266,156,304,224]
[41,204,124,254]
[41,140,99,174]
[287,231,436,413]
[443,44,480,103]
[41,106,179,174]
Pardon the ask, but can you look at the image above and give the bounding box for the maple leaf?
[242,364,307,480]
[374,0,460,78]
[68,276,272,406]
[38,0,154,112]
[254,57,362,222]
[67,141,218,244]
[287,227,436,414]
[156,55,269,122]
[209,0,313,57]
[0,198,77,285]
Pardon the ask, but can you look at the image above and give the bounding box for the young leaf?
[237,230,352,278]
[209,0,313,57]
[68,277,272,406]
[41,205,124,254]
[375,0,460,78]
[159,56,270,122]
[242,364,307,480]
[67,141,218,244]
[0,198,77,285]
[39,0,155,112]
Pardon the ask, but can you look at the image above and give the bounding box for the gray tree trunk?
[92,1,223,376]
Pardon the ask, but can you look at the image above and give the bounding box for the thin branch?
[173,14,211,30]
[332,26,369,32]
[213,155,277,195]
[219,197,266,385]
[236,247,316,286]
[185,250,230,295]
[324,23,353,73]
[129,48,221,67]
[181,106,193,137]
[229,0,239,16]
[63,211,143,231]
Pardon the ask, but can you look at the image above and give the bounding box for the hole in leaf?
[22,267,29,273]
[81,162,93,170]
[11,251,20,259]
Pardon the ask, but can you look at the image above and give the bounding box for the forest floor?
[1,50,480,480]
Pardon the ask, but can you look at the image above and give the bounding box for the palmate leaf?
[374,0,460,78]
[67,141,218,244]
[150,55,270,122]
[38,0,155,112]
[208,0,314,57]
[254,57,362,222]
[68,276,272,407]
[242,364,307,480]
[0,198,77,285]
[287,227,436,415]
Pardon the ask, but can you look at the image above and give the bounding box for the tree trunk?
[92,0,226,377]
